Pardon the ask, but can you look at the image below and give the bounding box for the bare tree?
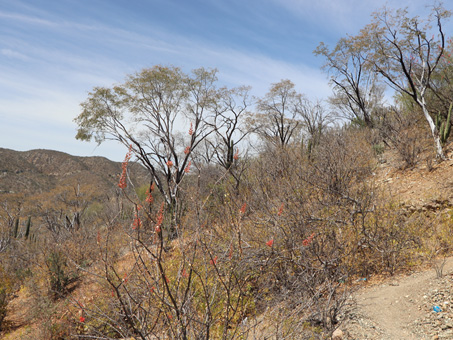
[315,38,385,128]
[296,99,333,155]
[355,5,451,159]
[256,79,302,146]
[210,86,254,190]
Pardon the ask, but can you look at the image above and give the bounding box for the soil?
[342,259,453,340]
[338,147,453,340]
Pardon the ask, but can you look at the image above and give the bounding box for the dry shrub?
[5,124,453,339]
[309,127,375,195]
[70,180,259,340]
[377,107,428,168]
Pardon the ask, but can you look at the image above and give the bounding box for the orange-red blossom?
[118,145,133,189]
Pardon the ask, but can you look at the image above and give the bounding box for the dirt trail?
[345,259,453,340]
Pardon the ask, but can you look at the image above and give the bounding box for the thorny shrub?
[376,106,428,168]
[2,126,453,339]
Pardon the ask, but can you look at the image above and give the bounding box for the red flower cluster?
[233,148,239,160]
[302,233,315,247]
[145,183,155,204]
[184,146,190,155]
[239,202,247,214]
[155,202,164,232]
[118,145,133,189]
[266,239,274,247]
[79,316,85,323]
[210,256,218,265]
[277,203,284,216]
[166,160,173,168]
[132,213,141,229]
[184,161,191,173]
[188,122,193,136]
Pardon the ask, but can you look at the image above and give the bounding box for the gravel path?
[340,259,453,340]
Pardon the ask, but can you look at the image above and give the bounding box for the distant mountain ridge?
[0,148,147,195]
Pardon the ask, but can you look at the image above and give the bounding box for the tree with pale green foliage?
[352,4,451,159]
[75,66,220,233]
[255,79,303,147]
[315,36,385,128]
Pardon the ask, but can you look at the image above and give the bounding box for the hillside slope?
[0,148,147,196]
[2,146,453,339]
[374,146,453,210]
[340,147,453,340]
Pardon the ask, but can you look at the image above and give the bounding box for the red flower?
[239,203,247,214]
[184,146,190,154]
[302,233,315,247]
[118,145,133,189]
[132,214,141,229]
[155,202,164,231]
[210,256,218,265]
[184,161,191,173]
[189,122,193,136]
[79,316,85,323]
[277,203,284,216]
[166,160,173,168]
[182,269,188,278]
[266,239,274,247]
[233,148,239,160]
[145,188,154,204]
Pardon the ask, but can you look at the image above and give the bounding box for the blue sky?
[0,0,445,161]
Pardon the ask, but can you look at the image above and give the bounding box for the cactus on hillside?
[435,102,452,145]
[12,218,19,238]
[24,217,31,240]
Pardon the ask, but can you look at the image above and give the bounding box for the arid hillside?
[0,148,147,196]
[1,139,453,340]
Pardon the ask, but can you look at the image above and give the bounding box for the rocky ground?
[338,259,453,340]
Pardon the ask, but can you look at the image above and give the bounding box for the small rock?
[332,328,343,340]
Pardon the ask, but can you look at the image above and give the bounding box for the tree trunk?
[420,99,446,160]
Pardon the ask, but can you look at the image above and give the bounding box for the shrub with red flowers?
[118,145,133,189]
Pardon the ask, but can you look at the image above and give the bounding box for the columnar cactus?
[435,102,452,145]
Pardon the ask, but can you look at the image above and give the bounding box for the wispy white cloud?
[0,48,29,61]
[0,4,331,137]
[11,0,441,160]
[0,10,56,26]
[269,0,438,35]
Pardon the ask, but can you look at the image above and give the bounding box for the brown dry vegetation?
[1,122,453,340]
